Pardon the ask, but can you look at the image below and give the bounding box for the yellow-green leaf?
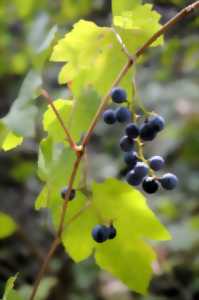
[2,131,23,151]
[0,213,17,239]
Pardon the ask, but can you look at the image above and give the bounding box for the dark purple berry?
[150,115,165,132]
[120,136,135,152]
[92,225,108,243]
[61,187,76,201]
[134,162,149,179]
[108,225,117,239]
[159,173,178,190]
[142,177,159,194]
[126,170,142,186]
[125,123,140,139]
[140,123,157,141]
[111,87,127,103]
[115,107,131,123]
[124,151,137,168]
[149,156,165,171]
[103,109,116,125]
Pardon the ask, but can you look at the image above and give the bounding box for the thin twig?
[30,3,199,299]
[41,89,77,152]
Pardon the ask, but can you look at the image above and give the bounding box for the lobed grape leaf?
[0,212,17,239]
[113,4,163,48]
[50,20,134,98]
[60,178,171,294]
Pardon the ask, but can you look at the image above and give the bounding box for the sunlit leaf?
[0,212,17,239]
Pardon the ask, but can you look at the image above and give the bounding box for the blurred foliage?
[0,0,199,300]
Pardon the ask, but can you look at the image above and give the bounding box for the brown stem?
[29,238,60,300]
[30,3,199,299]
[41,89,77,152]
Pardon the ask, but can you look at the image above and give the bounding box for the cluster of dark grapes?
[60,87,178,244]
[103,87,178,194]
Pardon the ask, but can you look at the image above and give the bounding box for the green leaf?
[2,70,42,138]
[61,193,97,262]
[43,99,73,143]
[43,88,101,144]
[60,178,170,293]
[113,4,163,48]
[2,275,23,300]
[36,137,81,210]
[50,20,134,97]
[0,212,17,239]
[95,237,155,294]
[68,86,101,142]
[92,178,171,293]
[2,275,18,300]
[2,131,23,151]
[92,179,170,241]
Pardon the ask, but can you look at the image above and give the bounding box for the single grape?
[149,156,165,171]
[140,122,157,141]
[125,123,140,139]
[103,109,116,125]
[134,162,149,179]
[159,173,178,190]
[126,170,142,186]
[120,136,135,152]
[150,115,165,132]
[111,87,127,103]
[124,151,138,168]
[61,187,76,201]
[108,225,117,239]
[115,107,131,123]
[92,225,109,243]
[142,177,159,194]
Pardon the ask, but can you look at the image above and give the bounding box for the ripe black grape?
[125,123,140,139]
[115,107,131,123]
[92,225,109,243]
[120,136,135,152]
[124,151,138,168]
[149,156,165,171]
[111,87,127,103]
[61,187,76,201]
[108,225,117,239]
[142,177,159,194]
[159,173,178,190]
[126,170,142,186]
[134,162,149,179]
[103,109,116,125]
[150,115,165,132]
